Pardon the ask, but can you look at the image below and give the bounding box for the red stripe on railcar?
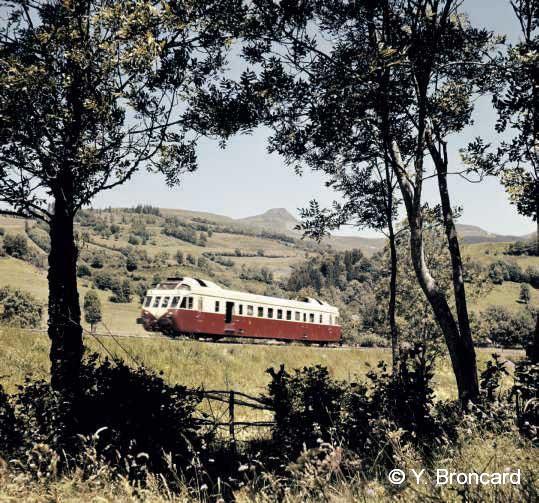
[168,309,341,343]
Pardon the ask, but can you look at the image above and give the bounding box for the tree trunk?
[48,194,83,396]
[390,141,479,406]
[385,186,400,377]
[428,137,479,404]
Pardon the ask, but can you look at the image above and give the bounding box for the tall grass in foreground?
[0,430,536,502]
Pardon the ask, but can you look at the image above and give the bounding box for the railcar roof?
[148,277,338,312]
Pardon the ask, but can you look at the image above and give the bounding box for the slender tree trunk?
[388,223,399,377]
[383,165,399,377]
[390,141,479,406]
[48,193,83,396]
[427,136,479,403]
[536,192,538,256]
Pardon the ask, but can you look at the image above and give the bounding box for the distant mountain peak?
[237,207,299,232]
[259,208,298,221]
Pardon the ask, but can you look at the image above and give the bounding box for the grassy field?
[0,326,537,503]
[463,241,538,269]
[0,326,524,402]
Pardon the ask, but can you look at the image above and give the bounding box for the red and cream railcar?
[137,277,341,343]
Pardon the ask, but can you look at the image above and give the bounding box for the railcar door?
[224,301,237,335]
[225,301,234,324]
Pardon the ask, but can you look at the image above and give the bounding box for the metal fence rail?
[197,389,275,442]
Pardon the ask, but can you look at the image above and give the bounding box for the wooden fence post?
[229,390,236,447]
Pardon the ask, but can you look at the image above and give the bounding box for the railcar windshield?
[143,296,152,307]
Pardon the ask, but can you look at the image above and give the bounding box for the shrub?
[127,234,140,246]
[526,266,539,289]
[93,271,114,291]
[355,333,389,347]
[267,364,344,460]
[0,286,42,328]
[77,264,92,278]
[2,233,29,258]
[267,344,443,464]
[0,226,5,236]
[0,384,21,459]
[125,254,138,272]
[109,279,132,303]
[512,358,539,444]
[479,306,535,348]
[90,254,104,269]
[7,354,204,477]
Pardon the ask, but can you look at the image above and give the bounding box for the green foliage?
[126,205,161,216]
[520,283,532,304]
[2,233,29,259]
[90,254,104,269]
[77,264,91,278]
[127,234,140,246]
[109,279,132,304]
[267,344,446,463]
[488,259,529,284]
[0,286,42,328]
[239,265,273,284]
[130,222,150,244]
[286,249,368,292]
[0,384,20,459]
[163,217,199,245]
[479,306,536,348]
[507,239,538,257]
[355,333,389,348]
[2,354,204,477]
[267,364,345,458]
[125,255,138,272]
[93,271,114,291]
[83,291,102,331]
[513,357,539,445]
[175,250,184,265]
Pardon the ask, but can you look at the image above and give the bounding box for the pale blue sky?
[94,0,535,238]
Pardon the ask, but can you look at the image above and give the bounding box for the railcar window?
[171,296,180,308]
[309,313,314,323]
[286,310,292,321]
[238,304,243,315]
[303,313,307,322]
[198,297,203,311]
[162,297,170,308]
[257,307,263,317]
[144,296,152,307]
[188,297,194,309]
[268,308,274,319]
[335,316,339,325]
[277,309,283,320]
[215,301,220,312]
[180,297,187,309]
[295,311,300,321]
[319,314,323,324]
[153,297,161,308]
[329,315,333,325]
[247,305,254,316]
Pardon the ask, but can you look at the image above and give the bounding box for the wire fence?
[7,319,277,440]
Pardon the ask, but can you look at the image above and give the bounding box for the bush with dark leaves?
[512,357,539,445]
[6,354,205,480]
[267,364,344,460]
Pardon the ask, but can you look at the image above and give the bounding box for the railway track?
[14,326,364,351]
